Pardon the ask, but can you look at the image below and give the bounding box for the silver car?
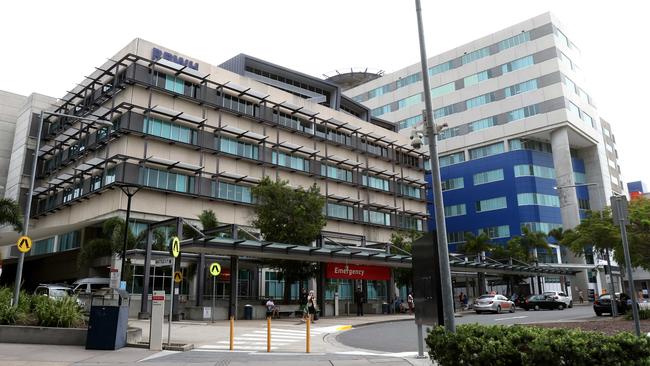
[474,294,515,314]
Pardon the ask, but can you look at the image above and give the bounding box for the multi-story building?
[347,12,622,297]
[0,39,427,318]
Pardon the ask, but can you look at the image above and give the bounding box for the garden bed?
[0,324,87,345]
[528,318,650,335]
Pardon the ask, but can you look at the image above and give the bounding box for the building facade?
[0,39,427,318]
[346,12,623,297]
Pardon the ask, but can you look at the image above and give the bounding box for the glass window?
[144,117,193,144]
[398,215,423,231]
[555,28,570,48]
[501,55,534,74]
[479,225,510,239]
[32,237,55,256]
[371,105,391,117]
[434,105,455,119]
[507,105,538,122]
[105,167,116,185]
[514,164,556,179]
[219,137,259,160]
[363,210,391,226]
[325,279,353,300]
[214,181,253,203]
[521,222,562,234]
[464,71,490,87]
[429,61,452,76]
[264,271,284,299]
[439,152,465,167]
[397,73,421,88]
[362,175,390,191]
[398,115,423,131]
[58,231,80,251]
[468,117,496,132]
[517,193,560,207]
[399,184,422,198]
[473,169,504,185]
[165,75,185,94]
[466,93,495,109]
[441,177,464,191]
[321,164,352,182]
[398,94,423,109]
[444,204,466,217]
[327,203,354,220]
[509,138,552,153]
[142,167,193,193]
[574,172,586,184]
[431,83,455,98]
[498,32,530,51]
[469,142,504,160]
[437,126,460,141]
[223,93,256,116]
[505,79,538,97]
[476,197,507,212]
[462,47,490,64]
[447,231,466,244]
[567,100,580,117]
[581,112,594,127]
[272,151,309,172]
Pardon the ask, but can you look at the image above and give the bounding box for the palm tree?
[460,232,493,295]
[508,227,551,294]
[77,217,138,268]
[0,198,23,232]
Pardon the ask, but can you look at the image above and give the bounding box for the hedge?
[426,324,650,366]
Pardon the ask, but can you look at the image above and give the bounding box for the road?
[334,305,596,353]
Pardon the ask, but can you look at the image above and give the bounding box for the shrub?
[626,309,650,320]
[427,324,650,366]
[32,296,84,328]
[0,288,17,325]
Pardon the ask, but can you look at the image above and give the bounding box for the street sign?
[16,236,32,253]
[173,271,183,283]
[209,262,221,277]
[155,258,173,266]
[170,236,180,258]
[611,195,630,226]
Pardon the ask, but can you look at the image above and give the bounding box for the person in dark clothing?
[354,286,364,316]
[299,287,308,320]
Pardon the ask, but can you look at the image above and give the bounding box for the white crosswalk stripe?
[194,326,336,352]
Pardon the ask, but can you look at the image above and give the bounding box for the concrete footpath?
[0,314,434,366]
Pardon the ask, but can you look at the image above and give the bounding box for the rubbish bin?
[86,288,130,350]
[382,302,389,314]
[244,304,253,320]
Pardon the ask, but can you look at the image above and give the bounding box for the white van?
[72,277,110,294]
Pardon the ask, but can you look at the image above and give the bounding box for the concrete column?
[229,256,239,319]
[196,253,205,307]
[317,264,326,317]
[550,127,580,228]
[138,229,153,319]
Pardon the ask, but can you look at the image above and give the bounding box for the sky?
[2,0,648,186]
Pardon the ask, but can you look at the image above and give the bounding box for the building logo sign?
[152,47,199,70]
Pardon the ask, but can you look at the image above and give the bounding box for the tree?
[459,232,493,295]
[0,198,23,233]
[560,209,619,262]
[251,177,326,303]
[77,217,139,269]
[183,209,219,240]
[626,197,650,271]
[508,227,551,263]
[389,231,421,294]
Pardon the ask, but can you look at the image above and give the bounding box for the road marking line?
[494,316,528,321]
[335,325,352,331]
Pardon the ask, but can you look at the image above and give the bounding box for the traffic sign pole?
[168,258,175,347]
[212,276,216,323]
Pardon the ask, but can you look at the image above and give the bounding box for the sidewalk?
[0,314,429,366]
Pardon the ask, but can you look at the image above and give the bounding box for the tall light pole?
[414,0,455,332]
[12,111,112,306]
[118,184,141,284]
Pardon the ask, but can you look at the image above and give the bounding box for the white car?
[542,291,573,308]
[473,294,515,314]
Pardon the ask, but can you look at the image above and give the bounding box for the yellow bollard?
[306,317,311,353]
[267,317,272,352]
[229,316,234,351]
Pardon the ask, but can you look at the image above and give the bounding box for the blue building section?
[628,181,647,194]
[426,150,588,252]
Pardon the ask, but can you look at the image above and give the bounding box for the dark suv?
[593,293,630,316]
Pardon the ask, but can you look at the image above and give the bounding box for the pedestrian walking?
[407,293,414,314]
[299,287,308,321]
[354,286,364,316]
[307,290,318,323]
[578,289,584,304]
[458,292,465,310]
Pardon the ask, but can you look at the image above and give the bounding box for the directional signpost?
[168,236,180,346]
[16,236,32,254]
[209,262,221,322]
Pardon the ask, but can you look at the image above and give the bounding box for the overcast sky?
[2,1,648,187]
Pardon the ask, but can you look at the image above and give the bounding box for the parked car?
[520,294,566,311]
[34,284,75,300]
[510,293,527,308]
[594,293,630,316]
[474,294,515,314]
[72,277,110,294]
[542,291,573,308]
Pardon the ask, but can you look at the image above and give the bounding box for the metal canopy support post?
[317,263,326,317]
[414,0,455,332]
[139,228,154,319]
[119,184,141,283]
[12,111,44,306]
[197,253,206,307]
[229,256,239,319]
[605,248,618,317]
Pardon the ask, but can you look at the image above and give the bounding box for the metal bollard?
[306,317,311,353]
[229,316,234,351]
[267,317,271,352]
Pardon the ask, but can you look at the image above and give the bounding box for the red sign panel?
[218,269,231,281]
[326,263,390,280]
[631,191,642,200]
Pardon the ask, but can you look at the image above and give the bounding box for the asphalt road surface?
[335,305,596,353]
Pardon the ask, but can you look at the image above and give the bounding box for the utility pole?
[414,0,455,333]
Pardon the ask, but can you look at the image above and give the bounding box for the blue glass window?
[469,142,504,160]
[214,181,252,203]
[444,204,466,217]
[473,169,504,185]
[219,137,259,160]
[327,203,354,220]
[164,75,185,93]
[272,151,309,172]
[441,177,464,191]
[505,79,538,97]
[501,56,534,73]
[468,117,496,132]
[475,197,507,212]
[498,32,530,51]
[439,152,465,167]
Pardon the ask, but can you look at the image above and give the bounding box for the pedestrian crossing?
[196,325,337,352]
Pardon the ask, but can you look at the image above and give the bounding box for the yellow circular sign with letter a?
[16,236,32,253]
[209,263,221,277]
[170,236,180,258]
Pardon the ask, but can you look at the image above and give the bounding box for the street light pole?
[414,0,455,332]
[12,111,112,306]
[118,184,141,284]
